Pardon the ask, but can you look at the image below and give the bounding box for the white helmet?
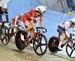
[19,13,24,16]
[35,5,46,14]
[18,13,24,18]
[70,19,75,23]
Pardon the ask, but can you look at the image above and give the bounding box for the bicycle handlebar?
[36,27,47,33]
[70,33,75,36]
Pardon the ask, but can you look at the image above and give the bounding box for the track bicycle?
[48,32,75,57]
[1,22,18,45]
[0,13,18,45]
[0,22,9,45]
[15,26,47,55]
[66,33,75,58]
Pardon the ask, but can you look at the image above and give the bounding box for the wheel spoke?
[34,42,37,49]
[67,44,72,49]
[69,50,74,57]
[66,43,75,58]
[35,44,40,50]
[73,43,75,49]
[40,46,43,53]
[35,43,46,54]
[41,44,46,46]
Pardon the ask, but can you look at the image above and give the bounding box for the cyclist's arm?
[27,10,35,20]
[40,15,43,27]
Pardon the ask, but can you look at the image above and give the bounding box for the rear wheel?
[33,33,47,55]
[48,36,59,53]
[15,31,27,50]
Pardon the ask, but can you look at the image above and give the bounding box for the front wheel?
[1,36,9,45]
[66,43,75,58]
[1,26,9,45]
[48,36,59,53]
[15,31,27,50]
[33,33,47,55]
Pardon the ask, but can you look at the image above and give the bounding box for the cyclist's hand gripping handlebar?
[36,27,47,33]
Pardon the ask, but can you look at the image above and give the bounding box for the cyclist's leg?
[24,20,34,35]
[30,28,34,37]
[0,7,3,26]
[2,8,9,23]
[30,21,34,38]
[25,22,34,43]
[0,14,2,21]
[24,23,33,32]
[5,10,9,23]
[29,27,34,43]
[57,26,67,49]
[60,33,67,42]
[0,14,2,26]
[65,31,73,48]
[59,33,67,48]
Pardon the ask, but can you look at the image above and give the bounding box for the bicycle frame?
[19,27,47,46]
[23,28,42,45]
[15,26,47,55]
[58,33,73,48]
[1,23,19,45]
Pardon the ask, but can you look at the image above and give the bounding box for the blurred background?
[6,0,75,39]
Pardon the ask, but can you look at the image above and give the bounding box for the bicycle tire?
[1,26,10,45]
[66,43,75,58]
[15,31,27,50]
[33,33,47,55]
[1,36,9,45]
[48,36,59,53]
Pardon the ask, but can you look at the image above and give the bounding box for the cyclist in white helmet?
[21,5,47,39]
[57,18,75,50]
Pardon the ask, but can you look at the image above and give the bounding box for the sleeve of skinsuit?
[40,14,43,27]
[30,10,36,20]
[12,16,18,26]
[26,10,35,22]
[14,16,18,26]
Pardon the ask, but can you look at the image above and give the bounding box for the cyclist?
[12,14,22,27]
[21,5,47,40]
[11,14,23,35]
[57,18,75,50]
[2,0,10,23]
[0,0,10,28]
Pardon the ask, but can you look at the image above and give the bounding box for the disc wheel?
[48,36,59,53]
[15,31,27,50]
